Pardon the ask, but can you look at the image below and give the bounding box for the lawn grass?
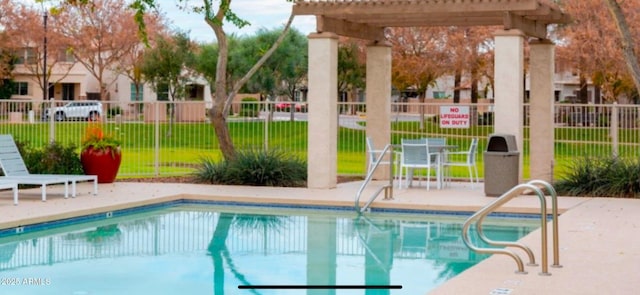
[1,120,634,180]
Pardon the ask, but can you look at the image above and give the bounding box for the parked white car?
[45,101,103,121]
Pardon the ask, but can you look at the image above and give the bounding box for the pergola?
[292,0,571,189]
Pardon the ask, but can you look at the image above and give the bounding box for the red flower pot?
[81,147,122,183]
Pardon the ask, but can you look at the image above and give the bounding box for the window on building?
[25,48,36,64]
[57,49,75,62]
[433,91,447,99]
[157,83,169,101]
[14,48,27,64]
[130,83,144,101]
[12,82,28,95]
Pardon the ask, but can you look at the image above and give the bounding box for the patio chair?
[0,134,98,202]
[443,138,479,188]
[0,180,19,205]
[398,138,440,190]
[365,136,395,177]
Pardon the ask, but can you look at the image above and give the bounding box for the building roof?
[292,0,571,41]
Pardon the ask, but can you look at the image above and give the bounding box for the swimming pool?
[0,204,539,294]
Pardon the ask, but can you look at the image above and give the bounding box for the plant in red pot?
[80,123,122,183]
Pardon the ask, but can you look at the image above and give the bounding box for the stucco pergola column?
[307,32,338,189]
[366,42,392,180]
[529,39,555,182]
[494,29,525,182]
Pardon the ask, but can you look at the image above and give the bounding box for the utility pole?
[43,11,55,143]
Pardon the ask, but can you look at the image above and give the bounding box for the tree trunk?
[206,12,295,162]
[453,71,461,103]
[579,75,589,103]
[605,0,640,93]
[579,75,589,126]
[210,104,236,161]
[470,77,478,104]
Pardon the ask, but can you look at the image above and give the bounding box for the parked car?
[45,101,103,121]
[275,101,307,112]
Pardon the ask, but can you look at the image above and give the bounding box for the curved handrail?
[355,144,394,213]
[527,180,561,268]
[475,184,546,270]
[461,180,561,275]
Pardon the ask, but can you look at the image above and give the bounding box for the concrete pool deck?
[0,180,637,294]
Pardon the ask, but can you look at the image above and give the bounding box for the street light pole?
[43,11,47,102]
[43,11,55,143]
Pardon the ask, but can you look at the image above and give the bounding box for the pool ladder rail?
[355,144,394,213]
[461,180,562,276]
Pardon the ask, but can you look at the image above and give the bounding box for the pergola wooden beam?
[293,0,540,16]
[292,0,571,40]
[317,16,386,41]
[504,12,548,39]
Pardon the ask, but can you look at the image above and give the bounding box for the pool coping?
[0,190,572,231]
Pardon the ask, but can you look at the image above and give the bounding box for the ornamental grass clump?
[555,156,640,198]
[194,148,307,187]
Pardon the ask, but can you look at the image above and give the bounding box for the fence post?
[154,102,160,176]
[264,103,269,151]
[48,99,56,143]
[610,102,618,157]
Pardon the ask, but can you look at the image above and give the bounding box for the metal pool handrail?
[461,180,561,275]
[355,144,394,213]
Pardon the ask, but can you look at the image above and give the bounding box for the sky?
[158,0,316,43]
[17,0,316,43]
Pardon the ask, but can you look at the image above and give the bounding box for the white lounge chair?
[0,134,98,202]
[0,180,19,205]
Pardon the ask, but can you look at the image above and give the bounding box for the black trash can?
[484,134,519,196]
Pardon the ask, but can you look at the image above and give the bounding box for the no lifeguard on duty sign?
[439,106,470,128]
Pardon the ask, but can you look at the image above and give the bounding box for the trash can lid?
[487,134,518,152]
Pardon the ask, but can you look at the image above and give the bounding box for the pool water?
[0,204,539,294]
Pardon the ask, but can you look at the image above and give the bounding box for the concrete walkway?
[0,180,637,294]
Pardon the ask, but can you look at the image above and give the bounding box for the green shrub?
[240,98,259,117]
[194,149,307,187]
[16,140,84,175]
[555,156,640,198]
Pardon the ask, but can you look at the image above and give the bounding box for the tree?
[443,27,495,104]
[605,0,640,94]
[116,13,163,114]
[131,0,296,161]
[556,0,640,102]
[388,27,448,128]
[236,28,308,121]
[140,31,196,136]
[0,0,14,85]
[2,2,77,101]
[234,29,307,100]
[64,0,295,160]
[337,39,366,115]
[58,0,149,101]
